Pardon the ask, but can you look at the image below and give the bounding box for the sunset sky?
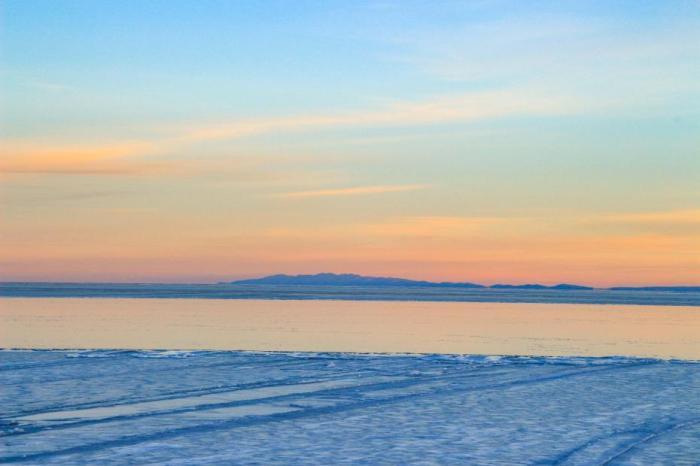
[1,0,699,286]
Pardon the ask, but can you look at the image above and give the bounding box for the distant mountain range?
[228,274,700,292]
[228,273,595,290]
[490,283,593,290]
[230,273,485,288]
[608,286,700,292]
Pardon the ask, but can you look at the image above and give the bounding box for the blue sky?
[1,0,699,284]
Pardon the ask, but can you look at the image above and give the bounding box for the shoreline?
[3,347,699,363]
[2,283,699,307]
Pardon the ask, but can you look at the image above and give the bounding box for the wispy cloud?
[27,80,76,93]
[182,90,582,144]
[0,164,166,176]
[279,184,429,199]
[0,141,165,175]
[2,88,585,176]
[261,215,518,240]
[601,210,700,225]
[354,215,512,237]
[580,209,700,236]
[391,12,700,112]
[259,210,700,245]
[9,189,125,204]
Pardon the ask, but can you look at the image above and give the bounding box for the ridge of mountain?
[229,273,595,290]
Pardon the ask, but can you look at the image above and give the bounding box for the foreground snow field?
[2,350,699,465]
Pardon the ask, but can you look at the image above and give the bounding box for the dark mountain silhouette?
[491,283,594,290]
[227,274,700,293]
[229,273,596,290]
[550,284,595,290]
[610,286,700,292]
[229,273,485,288]
[490,284,548,290]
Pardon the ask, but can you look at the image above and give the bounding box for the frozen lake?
[2,298,700,358]
[1,350,699,464]
[2,298,699,464]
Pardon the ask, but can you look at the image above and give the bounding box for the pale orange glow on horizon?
[2,2,698,286]
[2,205,697,286]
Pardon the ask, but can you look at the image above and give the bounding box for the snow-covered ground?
[2,350,699,465]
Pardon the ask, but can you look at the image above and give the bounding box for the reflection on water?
[1,298,699,359]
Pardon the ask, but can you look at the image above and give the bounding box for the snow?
[1,350,699,464]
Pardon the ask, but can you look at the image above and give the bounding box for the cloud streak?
[182,89,582,143]
[279,184,429,199]
[2,88,585,176]
[0,142,164,175]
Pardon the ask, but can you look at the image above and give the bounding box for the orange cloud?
[354,216,513,237]
[2,88,583,176]
[0,142,163,175]
[599,209,700,224]
[279,184,429,199]
[578,209,700,236]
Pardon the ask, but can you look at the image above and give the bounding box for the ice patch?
[1,350,698,465]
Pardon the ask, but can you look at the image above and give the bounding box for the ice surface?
[1,350,699,465]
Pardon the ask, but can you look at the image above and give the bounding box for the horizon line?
[1,275,698,289]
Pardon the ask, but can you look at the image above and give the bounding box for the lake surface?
[4,299,700,463]
[2,282,700,306]
[2,298,699,359]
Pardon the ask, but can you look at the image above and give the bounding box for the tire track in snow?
[544,417,700,465]
[599,418,700,465]
[1,358,343,418]
[1,371,381,432]
[2,364,515,437]
[0,361,657,463]
[0,353,311,386]
[2,355,497,418]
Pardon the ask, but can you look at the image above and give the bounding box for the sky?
[1,0,699,286]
